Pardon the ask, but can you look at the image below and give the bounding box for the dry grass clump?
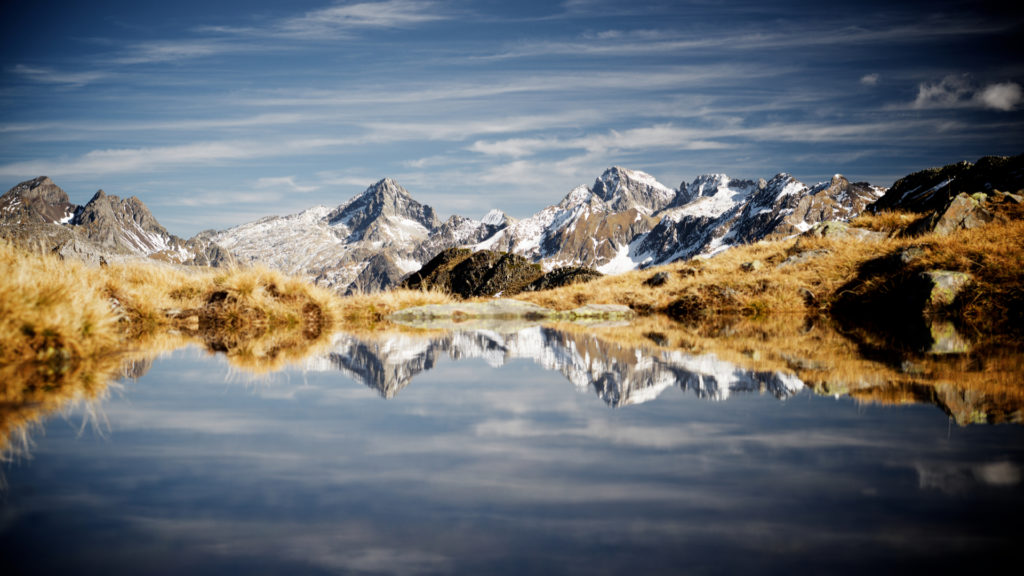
[0,241,119,376]
[338,288,455,329]
[0,241,124,461]
[0,242,356,458]
[849,210,926,235]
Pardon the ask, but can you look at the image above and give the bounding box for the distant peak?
[481,209,508,226]
[366,177,411,198]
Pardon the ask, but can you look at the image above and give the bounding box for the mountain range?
[3,155,1020,293]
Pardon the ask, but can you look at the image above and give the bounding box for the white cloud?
[860,73,879,86]
[976,82,1022,111]
[912,75,1022,111]
[913,74,973,109]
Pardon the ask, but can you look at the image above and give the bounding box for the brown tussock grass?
[848,210,926,235]
[0,242,350,458]
[337,288,456,331]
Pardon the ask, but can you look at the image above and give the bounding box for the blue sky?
[1,0,1022,236]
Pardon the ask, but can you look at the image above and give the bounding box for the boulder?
[905,192,994,237]
[644,271,672,286]
[801,221,884,241]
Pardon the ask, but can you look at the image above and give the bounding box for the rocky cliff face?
[0,176,233,266]
[70,189,183,255]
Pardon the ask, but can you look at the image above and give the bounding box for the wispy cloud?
[911,74,1022,112]
[469,124,730,158]
[201,0,449,40]
[10,64,110,87]
[0,138,358,179]
[277,0,447,37]
[976,82,1023,112]
[860,73,880,87]
[483,19,1010,60]
[254,176,319,193]
[110,39,256,65]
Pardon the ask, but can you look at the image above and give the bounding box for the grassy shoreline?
[3,201,1021,375]
[2,203,1021,455]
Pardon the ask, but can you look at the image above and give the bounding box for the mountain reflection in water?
[311,327,805,406]
[2,317,1024,575]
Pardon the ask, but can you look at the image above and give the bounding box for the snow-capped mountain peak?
[592,166,675,213]
[481,208,510,226]
[326,178,439,232]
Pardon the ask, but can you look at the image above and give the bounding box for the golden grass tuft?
[337,288,456,330]
[849,210,926,235]
[0,242,350,458]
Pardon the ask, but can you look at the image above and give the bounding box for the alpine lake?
[2,313,1023,575]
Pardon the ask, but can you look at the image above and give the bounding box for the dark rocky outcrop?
[402,247,602,298]
[831,249,976,354]
[402,248,541,298]
[870,154,1024,214]
[526,266,604,292]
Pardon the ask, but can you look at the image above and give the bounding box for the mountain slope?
[214,178,442,293]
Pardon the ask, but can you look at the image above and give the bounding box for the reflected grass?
[562,314,1024,425]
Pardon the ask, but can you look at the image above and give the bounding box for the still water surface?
[2,325,1023,574]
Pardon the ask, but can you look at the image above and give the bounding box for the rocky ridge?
[7,155,1018,294]
[0,177,234,267]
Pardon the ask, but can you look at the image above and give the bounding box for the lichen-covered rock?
[919,270,972,314]
[907,192,995,237]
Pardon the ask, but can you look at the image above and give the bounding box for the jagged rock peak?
[4,176,67,202]
[592,166,675,213]
[681,173,731,201]
[327,177,439,230]
[481,208,510,226]
[1,175,77,224]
